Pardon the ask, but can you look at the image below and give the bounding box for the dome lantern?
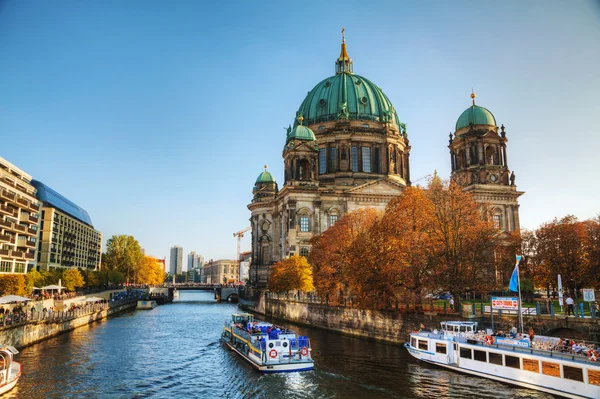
[455,92,496,132]
[335,27,353,75]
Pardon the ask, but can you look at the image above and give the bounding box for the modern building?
[248,34,411,287]
[202,259,238,284]
[449,92,524,234]
[169,245,183,275]
[247,34,524,288]
[0,157,41,274]
[31,180,102,271]
[187,251,203,271]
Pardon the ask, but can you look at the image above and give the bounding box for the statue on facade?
[510,171,515,186]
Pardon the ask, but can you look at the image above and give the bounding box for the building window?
[300,247,309,257]
[14,263,24,273]
[329,214,338,227]
[0,261,11,273]
[328,147,337,172]
[319,149,327,174]
[362,147,371,172]
[374,147,380,173]
[299,216,310,232]
[493,214,501,229]
[351,146,358,172]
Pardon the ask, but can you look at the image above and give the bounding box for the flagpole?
[517,257,524,335]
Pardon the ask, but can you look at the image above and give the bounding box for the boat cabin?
[440,321,478,336]
[231,313,254,324]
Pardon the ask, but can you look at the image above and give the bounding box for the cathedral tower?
[449,92,524,233]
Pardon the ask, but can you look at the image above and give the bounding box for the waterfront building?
[448,92,524,234]
[240,251,251,283]
[0,157,41,274]
[32,180,102,271]
[248,34,410,287]
[202,259,238,284]
[169,245,183,275]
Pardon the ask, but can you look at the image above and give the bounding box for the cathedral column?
[314,201,322,234]
[464,138,471,166]
[346,140,352,171]
[450,151,455,172]
[502,144,508,168]
[405,151,411,184]
[478,140,484,165]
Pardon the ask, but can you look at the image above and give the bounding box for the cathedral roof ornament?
[336,27,353,75]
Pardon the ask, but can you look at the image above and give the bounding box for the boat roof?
[441,321,478,327]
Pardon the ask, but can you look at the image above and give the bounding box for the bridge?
[150,284,240,302]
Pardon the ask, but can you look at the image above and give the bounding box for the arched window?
[297,159,310,180]
[297,208,312,233]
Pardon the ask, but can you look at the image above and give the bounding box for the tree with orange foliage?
[427,179,499,311]
[308,208,380,305]
[268,255,314,293]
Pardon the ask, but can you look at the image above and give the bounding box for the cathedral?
[248,33,523,287]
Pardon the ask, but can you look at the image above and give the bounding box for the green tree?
[62,268,85,291]
[103,235,144,283]
[26,269,43,293]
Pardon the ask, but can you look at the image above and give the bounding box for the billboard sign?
[583,289,596,302]
[491,297,519,310]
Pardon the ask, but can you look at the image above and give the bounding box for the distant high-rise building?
[169,246,183,275]
[187,251,203,272]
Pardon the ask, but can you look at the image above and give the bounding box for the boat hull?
[223,340,314,373]
[0,362,21,395]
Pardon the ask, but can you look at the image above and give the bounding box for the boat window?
[418,340,428,351]
[588,369,600,386]
[453,344,458,351]
[459,347,472,359]
[411,338,416,348]
[563,365,583,382]
[473,349,486,362]
[488,352,502,365]
[522,358,539,373]
[435,343,447,354]
[504,355,520,369]
[541,361,560,377]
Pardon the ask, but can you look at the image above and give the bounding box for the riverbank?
[0,292,138,349]
[240,294,600,344]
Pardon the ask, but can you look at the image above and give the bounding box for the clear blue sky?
[1,1,599,268]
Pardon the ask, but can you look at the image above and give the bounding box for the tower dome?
[295,33,403,130]
[286,121,316,143]
[455,92,496,131]
[255,170,275,184]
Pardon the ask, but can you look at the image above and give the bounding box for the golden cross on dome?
[470,88,476,105]
[342,27,345,43]
[264,164,268,171]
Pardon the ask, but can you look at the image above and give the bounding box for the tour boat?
[221,313,314,373]
[136,300,158,310]
[0,345,21,395]
[405,321,600,399]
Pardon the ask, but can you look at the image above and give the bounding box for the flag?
[509,255,522,292]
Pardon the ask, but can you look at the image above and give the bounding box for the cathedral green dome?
[286,124,316,143]
[456,104,496,131]
[255,170,275,184]
[296,73,401,128]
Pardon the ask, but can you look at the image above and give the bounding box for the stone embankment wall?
[241,295,600,343]
[0,300,137,349]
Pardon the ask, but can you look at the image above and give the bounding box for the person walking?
[566,296,574,316]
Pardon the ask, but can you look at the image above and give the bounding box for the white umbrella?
[0,295,32,304]
[41,285,63,293]
[85,297,103,302]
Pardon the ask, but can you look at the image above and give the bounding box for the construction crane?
[233,226,251,282]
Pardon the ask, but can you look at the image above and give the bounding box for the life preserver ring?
[269,349,278,359]
[588,350,598,362]
[484,335,494,345]
[300,347,309,356]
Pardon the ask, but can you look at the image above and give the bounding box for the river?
[9,291,554,398]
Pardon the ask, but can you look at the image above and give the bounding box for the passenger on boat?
[528,327,535,342]
[572,342,584,354]
[509,327,517,338]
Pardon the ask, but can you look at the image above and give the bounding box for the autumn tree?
[426,179,499,311]
[62,268,85,291]
[268,255,314,293]
[309,208,380,305]
[137,256,166,285]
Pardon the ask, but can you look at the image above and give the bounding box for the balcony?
[25,227,36,237]
[16,198,28,207]
[29,202,40,212]
[0,219,11,229]
[0,234,11,243]
[13,224,25,233]
[0,249,9,257]
[12,251,24,259]
[1,190,15,203]
[29,214,39,223]
[24,252,34,260]
[0,205,16,217]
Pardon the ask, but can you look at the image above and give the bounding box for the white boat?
[221,313,314,373]
[0,345,21,395]
[405,321,600,399]
[136,300,158,310]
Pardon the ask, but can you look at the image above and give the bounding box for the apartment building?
[31,180,102,271]
[0,157,40,274]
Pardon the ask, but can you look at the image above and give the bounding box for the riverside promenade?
[0,290,139,348]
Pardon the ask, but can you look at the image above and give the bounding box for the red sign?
[491,297,518,310]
